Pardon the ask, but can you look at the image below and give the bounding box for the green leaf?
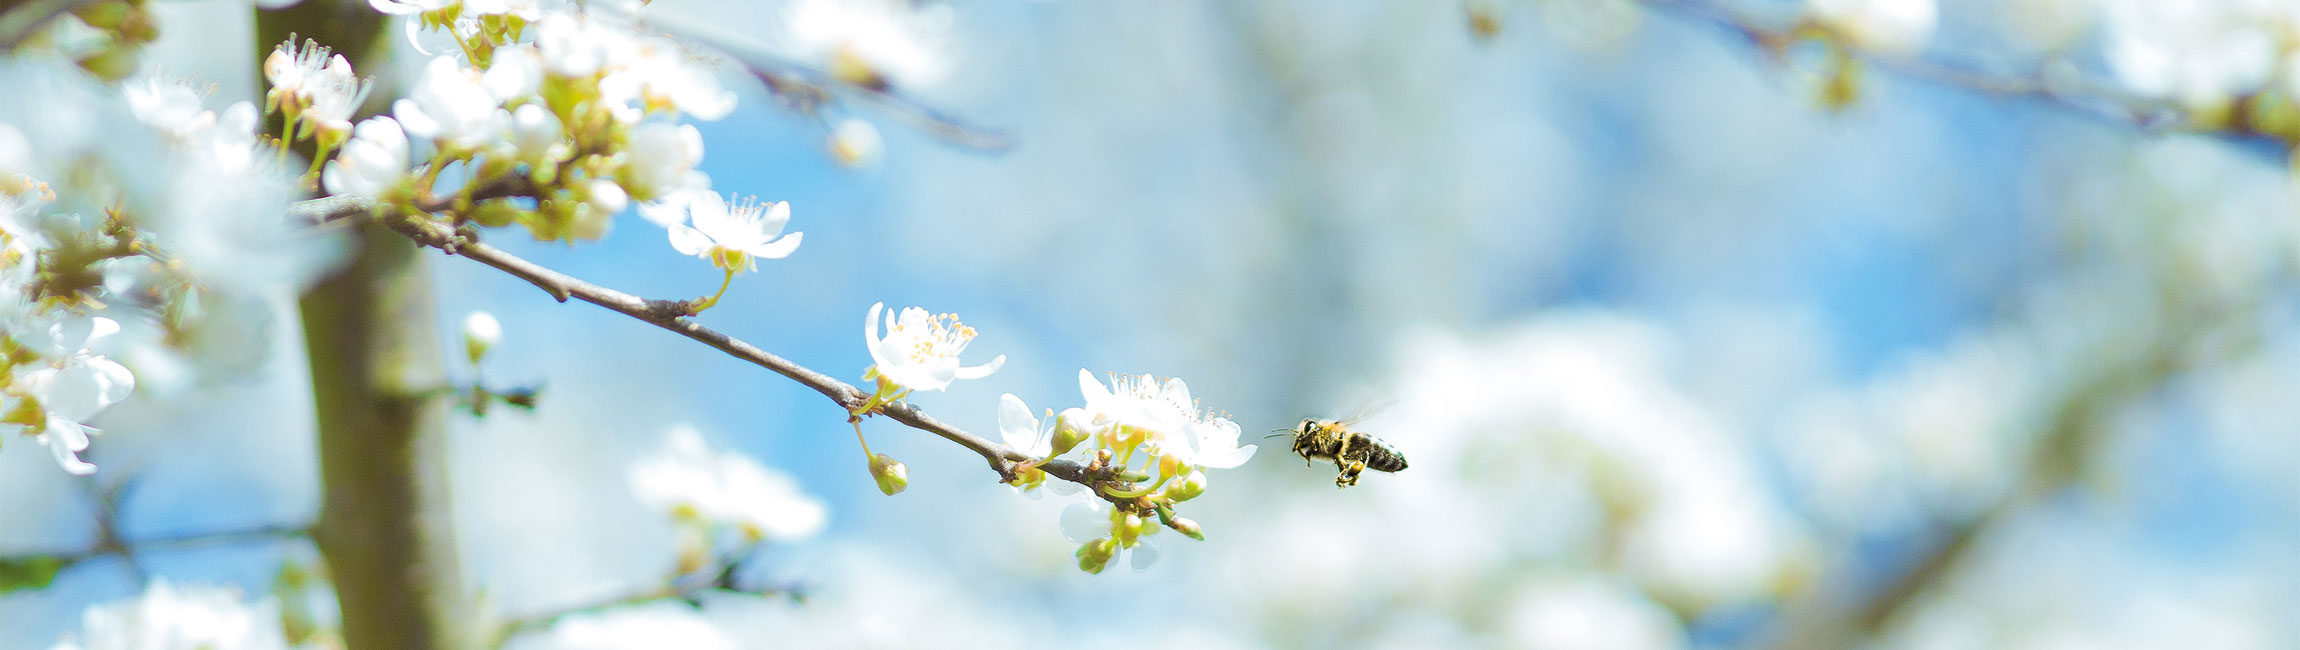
[0,555,70,594]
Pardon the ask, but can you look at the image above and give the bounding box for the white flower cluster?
[848,300,1248,572]
[49,579,294,650]
[1026,370,1255,573]
[629,424,829,545]
[311,0,801,275]
[0,56,332,474]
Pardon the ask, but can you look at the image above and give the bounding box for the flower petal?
[1128,540,1160,572]
[864,302,895,371]
[666,225,713,257]
[759,200,790,233]
[1077,369,1108,403]
[954,354,1005,380]
[45,428,96,475]
[1058,501,1105,543]
[745,231,802,260]
[997,393,1038,451]
[1198,443,1257,470]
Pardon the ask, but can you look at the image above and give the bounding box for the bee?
[1276,416,1407,488]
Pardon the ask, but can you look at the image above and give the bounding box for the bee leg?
[1335,460,1366,488]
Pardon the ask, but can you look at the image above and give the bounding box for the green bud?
[71,2,131,29]
[1170,517,1204,541]
[468,200,521,228]
[76,47,140,82]
[869,453,908,495]
[1049,411,1090,457]
[1115,512,1144,544]
[1167,470,1208,502]
[1074,538,1116,574]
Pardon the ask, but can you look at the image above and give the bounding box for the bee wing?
[1335,397,1398,428]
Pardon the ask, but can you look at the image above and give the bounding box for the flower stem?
[277,115,300,167]
[304,139,335,187]
[690,268,736,313]
[851,419,873,457]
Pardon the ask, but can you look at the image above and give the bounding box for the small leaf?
[0,555,70,594]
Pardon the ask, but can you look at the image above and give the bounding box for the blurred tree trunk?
[261,5,475,650]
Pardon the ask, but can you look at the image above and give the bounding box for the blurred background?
[6,0,2300,647]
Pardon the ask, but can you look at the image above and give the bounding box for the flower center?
[892,312,973,363]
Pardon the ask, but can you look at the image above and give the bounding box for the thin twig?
[1759,300,2240,650]
[287,193,1133,506]
[1633,0,2289,151]
[624,8,1012,152]
[0,522,315,564]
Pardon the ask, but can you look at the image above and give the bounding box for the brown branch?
[1760,300,2239,650]
[623,8,1012,152]
[0,521,314,564]
[289,191,1133,506]
[1632,0,2291,151]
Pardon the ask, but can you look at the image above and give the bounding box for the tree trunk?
[296,224,472,650]
[262,4,473,648]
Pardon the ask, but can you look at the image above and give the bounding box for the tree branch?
[1632,0,2292,153]
[1761,298,2244,650]
[289,193,1136,506]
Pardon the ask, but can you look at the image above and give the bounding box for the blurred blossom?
[394,55,509,153]
[782,0,956,89]
[322,116,411,198]
[1502,577,1687,650]
[2099,0,2284,108]
[505,602,736,650]
[629,424,829,542]
[49,580,291,650]
[827,118,884,168]
[1807,0,1938,55]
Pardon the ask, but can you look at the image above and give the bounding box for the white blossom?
[483,45,545,103]
[535,13,630,78]
[629,424,829,542]
[1808,0,1938,55]
[6,315,135,475]
[507,104,568,163]
[619,122,706,202]
[322,116,411,197]
[263,37,367,134]
[599,39,736,122]
[997,393,1052,457]
[2101,0,2282,107]
[367,0,454,15]
[462,311,501,362]
[653,190,802,271]
[48,579,289,650]
[123,75,212,140]
[828,118,884,168]
[863,302,1004,392]
[1071,369,1251,469]
[783,0,956,89]
[394,55,507,152]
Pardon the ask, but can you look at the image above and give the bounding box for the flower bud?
[869,452,909,495]
[1050,408,1092,456]
[462,311,501,363]
[1075,538,1116,574]
[827,118,883,169]
[1115,511,1145,544]
[1170,517,1204,541]
[1166,470,1208,502]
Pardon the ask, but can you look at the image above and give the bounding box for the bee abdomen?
[1363,444,1407,473]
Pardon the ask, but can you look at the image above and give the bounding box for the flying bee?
[1274,416,1407,488]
